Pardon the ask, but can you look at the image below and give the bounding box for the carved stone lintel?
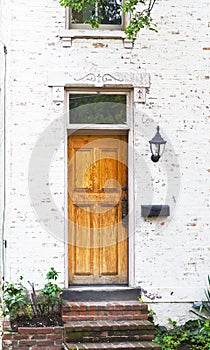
[48,71,151,89]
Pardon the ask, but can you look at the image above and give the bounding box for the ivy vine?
[59,0,158,40]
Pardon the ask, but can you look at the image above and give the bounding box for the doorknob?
[121,186,128,227]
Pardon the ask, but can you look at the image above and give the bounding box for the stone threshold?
[62,286,141,302]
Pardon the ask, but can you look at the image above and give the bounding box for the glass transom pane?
[71,0,123,26]
[69,94,127,124]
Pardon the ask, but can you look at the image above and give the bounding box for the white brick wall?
[0,0,209,326]
[0,0,12,346]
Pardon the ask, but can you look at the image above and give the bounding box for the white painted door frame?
[48,69,151,288]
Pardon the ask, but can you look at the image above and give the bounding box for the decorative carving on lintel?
[74,73,124,84]
[48,71,151,89]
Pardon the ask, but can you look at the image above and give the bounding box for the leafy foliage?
[190,275,210,321]
[2,268,63,321]
[59,0,158,39]
[154,319,210,350]
[2,280,31,319]
[46,266,59,281]
[123,0,157,39]
[138,297,156,324]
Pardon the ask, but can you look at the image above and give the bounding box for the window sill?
[59,29,134,49]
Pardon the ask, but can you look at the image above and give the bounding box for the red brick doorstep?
[2,323,64,350]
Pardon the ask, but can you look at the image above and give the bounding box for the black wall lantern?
[149,126,167,162]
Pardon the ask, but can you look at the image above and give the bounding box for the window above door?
[66,90,131,129]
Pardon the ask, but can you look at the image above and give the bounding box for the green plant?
[153,277,210,349]
[148,308,156,323]
[59,0,158,39]
[138,297,156,324]
[191,275,210,321]
[2,268,63,321]
[154,319,210,350]
[2,278,31,319]
[46,266,59,281]
[37,268,62,315]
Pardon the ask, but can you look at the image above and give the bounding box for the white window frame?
[60,1,134,48]
[66,89,132,131]
[66,1,125,31]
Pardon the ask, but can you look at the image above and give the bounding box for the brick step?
[64,341,162,349]
[62,301,148,322]
[64,320,155,343]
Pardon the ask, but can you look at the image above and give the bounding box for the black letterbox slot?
[141,205,170,217]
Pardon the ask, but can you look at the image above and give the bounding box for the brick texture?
[62,301,160,349]
[2,326,63,350]
[62,301,148,321]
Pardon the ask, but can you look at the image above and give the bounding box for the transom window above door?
[69,0,124,30]
[67,91,129,127]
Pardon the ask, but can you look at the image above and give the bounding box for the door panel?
[68,135,128,285]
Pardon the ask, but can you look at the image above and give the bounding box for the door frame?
[64,88,135,288]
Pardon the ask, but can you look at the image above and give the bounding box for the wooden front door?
[68,135,128,285]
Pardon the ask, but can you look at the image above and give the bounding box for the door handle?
[121,186,128,227]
